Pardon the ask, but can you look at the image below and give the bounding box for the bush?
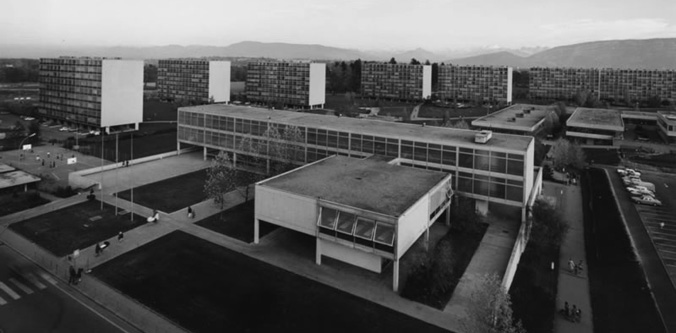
[53,185,77,198]
[530,199,569,249]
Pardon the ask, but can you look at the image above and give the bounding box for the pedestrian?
[118,231,124,242]
[576,307,582,322]
[76,268,83,284]
[41,159,45,166]
[661,222,665,229]
[47,152,50,158]
[564,301,570,317]
[568,258,575,273]
[571,305,577,322]
[574,262,579,275]
[187,206,194,219]
[94,243,101,257]
[577,260,584,274]
[68,265,76,285]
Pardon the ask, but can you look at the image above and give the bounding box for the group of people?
[68,265,84,285]
[568,258,584,276]
[561,302,583,323]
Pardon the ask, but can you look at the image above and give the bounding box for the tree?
[410,58,421,65]
[388,57,397,64]
[445,119,470,129]
[263,125,305,176]
[462,274,526,333]
[530,199,569,248]
[204,152,237,209]
[549,138,586,170]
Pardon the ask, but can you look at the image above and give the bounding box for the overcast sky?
[3,0,676,51]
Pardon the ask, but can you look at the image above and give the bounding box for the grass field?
[196,200,278,243]
[0,191,50,217]
[92,230,449,333]
[9,200,146,257]
[417,105,492,119]
[584,148,621,166]
[581,168,665,333]
[117,169,208,213]
[143,99,177,121]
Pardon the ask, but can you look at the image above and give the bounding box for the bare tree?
[444,119,470,129]
[462,274,526,333]
[204,152,237,209]
[549,138,586,170]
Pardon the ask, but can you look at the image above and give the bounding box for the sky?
[2,0,676,51]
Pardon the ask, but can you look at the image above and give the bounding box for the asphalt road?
[0,245,130,333]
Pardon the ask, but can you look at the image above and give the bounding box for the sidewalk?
[544,182,594,333]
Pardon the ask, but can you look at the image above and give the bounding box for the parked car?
[59,126,69,132]
[622,177,641,186]
[631,196,662,206]
[625,169,641,177]
[627,187,654,197]
[617,168,628,176]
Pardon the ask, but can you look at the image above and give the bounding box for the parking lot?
[616,169,676,287]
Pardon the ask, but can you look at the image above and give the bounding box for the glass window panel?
[492,151,506,158]
[506,185,523,201]
[460,147,473,154]
[354,218,376,240]
[428,148,441,164]
[401,144,413,159]
[374,223,395,246]
[414,146,427,162]
[474,153,490,171]
[318,208,339,229]
[459,152,473,168]
[507,160,524,176]
[336,212,357,234]
[458,176,473,192]
[474,179,489,196]
[338,136,349,150]
[490,182,506,199]
[374,140,387,156]
[307,130,318,145]
[508,153,524,161]
[489,156,507,173]
[350,135,362,152]
[327,131,339,148]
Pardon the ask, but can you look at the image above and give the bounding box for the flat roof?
[658,111,676,125]
[567,108,624,131]
[179,104,533,152]
[259,155,449,217]
[0,164,16,173]
[472,104,554,132]
[621,110,658,119]
[0,170,41,190]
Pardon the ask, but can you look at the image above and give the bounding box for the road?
[0,245,131,333]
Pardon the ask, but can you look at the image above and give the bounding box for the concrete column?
[425,224,430,251]
[254,218,260,244]
[24,184,28,192]
[393,259,399,292]
[176,141,181,153]
[203,147,207,161]
[445,204,451,227]
[315,238,322,265]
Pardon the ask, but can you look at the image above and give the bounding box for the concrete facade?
[158,59,231,103]
[438,65,513,103]
[245,61,325,108]
[360,63,432,101]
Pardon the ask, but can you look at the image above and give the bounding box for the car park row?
[618,168,662,206]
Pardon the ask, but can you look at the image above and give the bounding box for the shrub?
[53,185,77,198]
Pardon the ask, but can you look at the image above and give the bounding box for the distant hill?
[1,38,675,69]
[447,38,676,69]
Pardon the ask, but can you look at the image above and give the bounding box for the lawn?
[143,99,177,122]
[583,148,620,166]
[9,200,146,257]
[0,191,50,217]
[92,230,449,333]
[401,219,488,309]
[117,169,208,213]
[79,131,178,162]
[417,105,492,119]
[581,168,665,333]
[629,153,676,170]
[196,200,278,243]
[510,241,559,333]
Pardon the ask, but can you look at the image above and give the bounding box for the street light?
[18,133,36,167]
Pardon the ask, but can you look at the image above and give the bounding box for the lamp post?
[18,133,36,168]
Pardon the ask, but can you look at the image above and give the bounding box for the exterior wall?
[396,194,430,257]
[100,60,143,128]
[208,61,231,103]
[245,62,320,107]
[178,109,533,209]
[308,63,326,107]
[530,67,676,102]
[522,139,535,217]
[422,65,432,99]
[38,57,104,127]
[319,239,382,273]
[255,185,318,236]
[360,63,429,101]
[657,113,676,140]
[438,65,512,103]
[158,60,215,103]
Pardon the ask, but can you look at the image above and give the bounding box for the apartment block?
[438,65,513,103]
[360,63,431,101]
[245,61,325,108]
[529,67,600,100]
[530,67,676,102]
[157,59,231,104]
[38,57,143,131]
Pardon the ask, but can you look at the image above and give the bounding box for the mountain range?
[1,38,675,69]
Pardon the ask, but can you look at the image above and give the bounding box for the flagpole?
[100,129,104,211]
[130,132,134,222]
[115,132,119,215]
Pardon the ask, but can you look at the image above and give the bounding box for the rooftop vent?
[516,112,524,118]
[475,130,493,144]
[524,109,531,114]
[507,117,516,122]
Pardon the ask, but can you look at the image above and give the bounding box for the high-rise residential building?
[438,65,513,103]
[529,67,600,101]
[38,57,143,132]
[245,61,325,109]
[529,67,676,102]
[360,63,432,101]
[157,59,231,104]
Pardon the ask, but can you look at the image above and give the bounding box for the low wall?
[502,219,529,291]
[68,148,195,190]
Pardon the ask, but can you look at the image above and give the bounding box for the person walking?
[571,305,578,322]
[68,265,76,285]
[568,258,575,273]
[187,206,194,219]
[94,243,101,257]
[118,231,124,242]
[577,259,584,275]
[564,301,570,317]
